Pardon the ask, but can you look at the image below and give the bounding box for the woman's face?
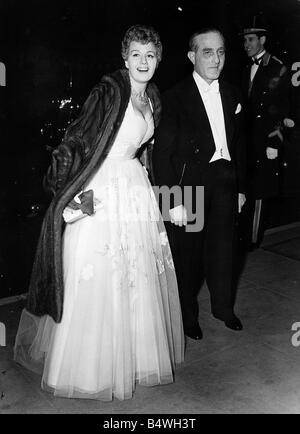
[125,41,158,85]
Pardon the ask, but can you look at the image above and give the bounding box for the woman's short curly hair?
[121,24,162,63]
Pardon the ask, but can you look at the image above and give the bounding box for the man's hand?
[266,147,278,160]
[238,193,246,214]
[169,205,187,227]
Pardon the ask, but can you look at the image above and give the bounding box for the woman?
[14,25,184,401]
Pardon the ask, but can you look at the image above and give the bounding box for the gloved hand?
[67,190,94,215]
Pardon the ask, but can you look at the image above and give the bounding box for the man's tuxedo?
[153,75,246,330]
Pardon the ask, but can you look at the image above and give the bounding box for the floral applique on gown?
[14,99,184,401]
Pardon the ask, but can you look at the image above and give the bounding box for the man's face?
[244,34,265,58]
[188,31,225,84]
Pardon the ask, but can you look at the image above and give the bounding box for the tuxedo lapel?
[250,52,271,99]
[186,76,209,124]
[184,75,215,146]
[249,62,267,101]
[219,82,234,149]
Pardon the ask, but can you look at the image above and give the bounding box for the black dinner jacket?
[153,74,246,202]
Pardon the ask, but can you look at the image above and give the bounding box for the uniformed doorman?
[240,15,291,249]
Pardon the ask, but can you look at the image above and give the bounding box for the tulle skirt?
[14,157,184,401]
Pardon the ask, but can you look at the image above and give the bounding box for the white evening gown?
[14,100,184,401]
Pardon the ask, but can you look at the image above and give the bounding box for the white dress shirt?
[192,71,231,162]
[250,50,265,82]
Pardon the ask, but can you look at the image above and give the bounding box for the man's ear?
[187,51,195,65]
[260,35,266,46]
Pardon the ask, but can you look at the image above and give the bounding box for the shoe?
[185,323,203,340]
[224,315,243,331]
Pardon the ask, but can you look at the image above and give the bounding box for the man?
[153,28,246,340]
[240,19,290,249]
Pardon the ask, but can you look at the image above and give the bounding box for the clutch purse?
[63,190,102,223]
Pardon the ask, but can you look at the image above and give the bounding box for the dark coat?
[153,74,246,209]
[242,51,290,198]
[26,68,162,323]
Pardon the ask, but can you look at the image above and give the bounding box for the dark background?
[1,0,300,298]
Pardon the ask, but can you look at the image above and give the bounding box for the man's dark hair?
[188,27,225,52]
